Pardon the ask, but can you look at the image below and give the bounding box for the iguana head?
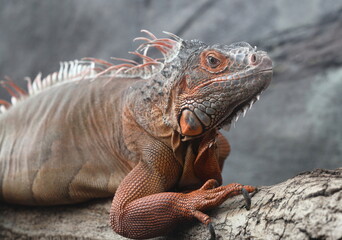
[155,33,273,139]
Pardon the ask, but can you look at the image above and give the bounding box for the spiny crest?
[0,61,96,113]
[0,76,27,113]
[135,30,182,63]
[92,30,182,79]
[0,30,183,113]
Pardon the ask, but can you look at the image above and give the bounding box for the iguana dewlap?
[0,30,272,239]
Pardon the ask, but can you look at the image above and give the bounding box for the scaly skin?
[0,31,272,239]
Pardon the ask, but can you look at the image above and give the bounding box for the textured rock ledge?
[1,168,341,240]
[175,168,342,240]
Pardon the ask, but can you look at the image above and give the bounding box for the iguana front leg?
[109,139,255,239]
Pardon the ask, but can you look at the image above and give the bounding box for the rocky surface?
[1,168,341,239]
[177,168,342,240]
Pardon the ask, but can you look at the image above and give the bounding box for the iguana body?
[0,31,272,239]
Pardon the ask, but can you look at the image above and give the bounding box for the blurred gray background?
[0,0,341,186]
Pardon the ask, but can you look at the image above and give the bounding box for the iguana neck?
[124,74,177,142]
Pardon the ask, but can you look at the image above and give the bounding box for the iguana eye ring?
[207,55,221,68]
[200,50,228,73]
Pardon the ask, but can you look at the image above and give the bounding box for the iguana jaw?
[218,70,272,131]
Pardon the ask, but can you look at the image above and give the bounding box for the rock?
[1,168,341,239]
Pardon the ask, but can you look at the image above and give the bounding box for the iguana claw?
[241,187,252,210]
[208,222,216,240]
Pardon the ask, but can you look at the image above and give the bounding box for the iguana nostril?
[250,54,257,64]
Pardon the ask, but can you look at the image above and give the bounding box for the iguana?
[0,30,272,239]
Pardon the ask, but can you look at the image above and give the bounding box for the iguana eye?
[207,55,220,68]
[200,50,228,73]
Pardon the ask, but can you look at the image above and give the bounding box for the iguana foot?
[183,180,255,240]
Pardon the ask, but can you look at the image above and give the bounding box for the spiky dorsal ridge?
[0,30,183,114]
[0,60,96,113]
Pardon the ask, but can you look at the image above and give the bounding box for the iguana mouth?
[194,68,273,91]
[217,69,272,131]
[217,92,261,131]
